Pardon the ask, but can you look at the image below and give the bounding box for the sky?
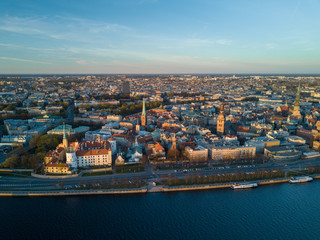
[0,0,320,74]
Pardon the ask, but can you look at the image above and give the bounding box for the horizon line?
[1,73,320,76]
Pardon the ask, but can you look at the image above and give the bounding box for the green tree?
[29,134,41,149]
[36,135,60,152]
[2,154,19,169]
[4,104,16,111]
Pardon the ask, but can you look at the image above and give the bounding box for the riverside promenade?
[0,177,303,197]
[0,187,148,197]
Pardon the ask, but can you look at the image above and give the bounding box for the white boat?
[231,182,258,190]
[289,176,313,184]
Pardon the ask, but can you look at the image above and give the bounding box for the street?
[1,157,320,191]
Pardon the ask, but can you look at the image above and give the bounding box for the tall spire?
[294,81,301,106]
[141,98,147,127]
[63,122,67,140]
[62,123,68,150]
[217,103,225,135]
[142,98,146,116]
[220,103,224,113]
[135,137,139,147]
[292,81,301,118]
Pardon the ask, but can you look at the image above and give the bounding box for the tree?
[2,154,19,169]
[36,135,60,152]
[4,104,16,111]
[29,134,41,149]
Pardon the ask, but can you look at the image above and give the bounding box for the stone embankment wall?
[31,173,79,179]
[78,167,112,176]
[0,188,147,197]
[162,183,232,192]
[0,169,33,172]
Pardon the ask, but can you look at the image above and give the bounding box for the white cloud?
[265,43,276,49]
[0,56,51,64]
[216,39,232,45]
[0,15,131,42]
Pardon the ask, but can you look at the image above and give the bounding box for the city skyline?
[1,0,320,74]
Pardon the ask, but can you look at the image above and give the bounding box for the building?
[141,98,147,127]
[66,98,75,123]
[313,140,320,151]
[264,146,302,161]
[146,141,166,160]
[66,140,113,169]
[127,137,143,162]
[121,80,130,95]
[0,135,32,145]
[211,146,256,161]
[44,147,65,164]
[44,163,72,175]
[292,82,301,118]
[74,149,111,168]
[185,145,208,162]
[217,103,225,135]
[3,119,51,145]
[47,124,89,136]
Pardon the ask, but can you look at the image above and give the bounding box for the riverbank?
[161,178,291,192]
[1,175,317,197]
[0,188,147,197]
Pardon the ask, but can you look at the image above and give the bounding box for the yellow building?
[313,141,320,151]
[44,163,72,174]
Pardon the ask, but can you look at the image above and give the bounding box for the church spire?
[292,81,301,118]
[62,123,68,150]
[63,123,67,140]
[141,98,147,127]
[294,81,301,106]
[142,98,146,116]
[220,103,224,112]
[217,103,225,135]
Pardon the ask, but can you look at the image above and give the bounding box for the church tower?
[141,98,147,127]
[217,103,225,135]
[292,82,301,117]
[62,123,68,150]
[171,133,176,150]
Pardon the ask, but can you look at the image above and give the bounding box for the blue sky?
[0,0,319,74]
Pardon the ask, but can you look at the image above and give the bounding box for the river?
[0,181,319,240]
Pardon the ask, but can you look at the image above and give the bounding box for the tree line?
[1,134,61,170]
[162,169,285,186]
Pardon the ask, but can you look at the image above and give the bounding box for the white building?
[66,148,112,168]
[286,136,306,144]
[211,146,256,161]
[185,146,208,161]
[267,129,290,140]
[66,140,113,169]
[245,138,266,153]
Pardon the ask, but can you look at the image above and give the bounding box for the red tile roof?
[76,148,110,157]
